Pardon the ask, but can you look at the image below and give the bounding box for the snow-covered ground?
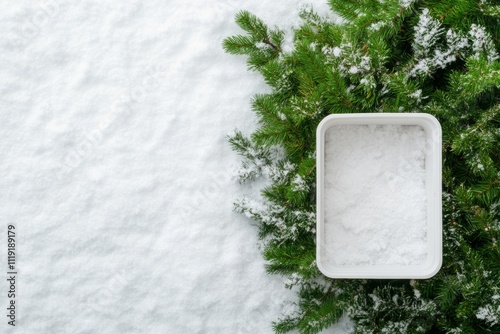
[0,1,349,333]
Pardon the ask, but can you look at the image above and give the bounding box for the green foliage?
[223,11,284,70]
[224,0,500,333]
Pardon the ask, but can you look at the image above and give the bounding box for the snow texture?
[0,0,350,333]
[324,125,428,266]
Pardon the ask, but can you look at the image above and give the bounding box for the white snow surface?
[324,125,428,266]
[0,1,350,333]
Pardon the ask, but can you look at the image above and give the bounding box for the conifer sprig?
[223,11,284,70]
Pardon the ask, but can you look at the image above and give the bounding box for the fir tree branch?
[262,36,282,53]
[225,2,500,333]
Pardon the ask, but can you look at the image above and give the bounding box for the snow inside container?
[316,113,442,279]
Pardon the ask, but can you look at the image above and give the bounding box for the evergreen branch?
[225,2,500,333]
[262,36,282,53]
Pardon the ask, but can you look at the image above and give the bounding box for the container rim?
[316,113,442,279]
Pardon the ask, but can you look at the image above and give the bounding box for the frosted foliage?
[412,9,443,59]
[469,24,499,62]
[283,272,304,289]
[447,329,463,334]
[477,304,500,326]
[410,9,454,77]
[274,67,294,93]
[349,286,436,334]
[234,196,316,243]
[291,95,323,117]
[432,49,457,69]
[409,89,424,104]
[446,29,469,54]
[332,47,343,57]
[231,131,316,244]
[360,75,376,89]
[291,174,308,192]
[410,59,432,77]
[230,130,292,183]
[237,146,269,181]
[477,294,500,326]
[369,21,386,32]
[283,272,335,292]
[400,0,416,7]
[263,160,296,183]
[410,9,499,77]
[323,42,372,77]
[298,3,343,28]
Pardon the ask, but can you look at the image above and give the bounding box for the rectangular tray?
[316,113,442,279]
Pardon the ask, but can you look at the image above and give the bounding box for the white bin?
[316,113,442,279]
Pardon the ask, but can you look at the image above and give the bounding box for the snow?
[332,47,343,57]
[325,42,372,77]
[400,0,416,8]
[477,294,500,326]
[291,174,308,192]
[0,1,351,333]
[476,304,500,326]
[324,125,428,266]
[413,9,443,59]
[409,9,498,77]
[348,66,359,74]
[469,24,499,62]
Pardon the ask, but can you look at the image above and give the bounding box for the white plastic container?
[316,113,442,279]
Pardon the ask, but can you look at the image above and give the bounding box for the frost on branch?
[412,9,443,59]
[349,285,437,334]
[409,9,499,77]
[409,8,456,77]
[477,295,500,327]
[469,24,499,63]
[400,0,416,8]
[291,174,308,192]
[228,130,286,183]
[446,29,469,55]
[234,196,315,243]
[323,42,372,77]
